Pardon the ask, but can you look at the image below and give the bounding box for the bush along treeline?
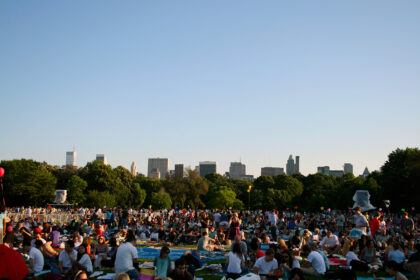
[0,148,419,212]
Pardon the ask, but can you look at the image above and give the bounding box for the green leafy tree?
[129,183,146,208]
[66,175,88,205]
[378,148,420,211]
[86,190,116,208]
[151,189,172,209]
[164,179,188,208]
[206,186,243,209]
[0,159,56,206]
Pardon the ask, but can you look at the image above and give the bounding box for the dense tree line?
[0,148,419,211]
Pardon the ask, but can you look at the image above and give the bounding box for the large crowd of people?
[0,203,419,280]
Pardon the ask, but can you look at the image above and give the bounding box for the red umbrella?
[0,244,29,279]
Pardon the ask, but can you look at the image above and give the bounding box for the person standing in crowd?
[269,209,279,242]
[400,212,414,240]
[369,212,381,238]
[228,212,242,242]
[115,230,139,280]
[0,202,9,245]
[354,206,369,235]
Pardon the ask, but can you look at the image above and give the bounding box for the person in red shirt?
[369,212,381,237]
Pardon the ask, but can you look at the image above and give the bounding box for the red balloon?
[0,167,4,177]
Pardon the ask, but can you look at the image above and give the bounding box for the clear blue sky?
[1,0,419,177]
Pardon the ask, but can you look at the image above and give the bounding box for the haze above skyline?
[1,1,419,177]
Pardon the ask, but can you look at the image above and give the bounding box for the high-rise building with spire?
[286,155,295,175]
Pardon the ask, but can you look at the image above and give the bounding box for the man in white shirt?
[24,240,44,274]
[115,230,139,280]
[59,240,77,274]
[354,206,368,235]
[319,231,340,253]
[254,248,278,278]
[301,244,326,276]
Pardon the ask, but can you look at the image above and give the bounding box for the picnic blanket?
[136,247,226,262]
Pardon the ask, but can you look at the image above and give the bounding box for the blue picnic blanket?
[136,247,226,262]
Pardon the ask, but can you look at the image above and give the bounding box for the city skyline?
[1,1,419,178]
[59,151,383,177]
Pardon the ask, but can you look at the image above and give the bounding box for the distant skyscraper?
[330,170,344,177]
[362,167,370,178]
[295,156,300,174]
[96,154,107,165]
[174,164,184,178]
[199,161,217,177]
[150,168,160,179]
[131,162,137,176]
[66,151,77,167]
[344,163,353,174]
[286,155,295,175]
[229,162,246,180]
[317,166,330,175]
[261,167,284,177]
[148,158,170,179]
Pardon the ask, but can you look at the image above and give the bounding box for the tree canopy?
[0,147,419,210]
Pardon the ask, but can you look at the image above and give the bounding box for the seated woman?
[226,243,245,279]
[77,244,93,275]
[360,238,381,270]
[101,237,119,268]
[73,231,83,249]
[94,235,109,268]
[50,226,61,247]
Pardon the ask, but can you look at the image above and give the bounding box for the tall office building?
[317,166,330,175]
[148,158,170,179]
[174,164,184,178]
[286,155,295,175]
[199,161,217,177]
[131,162,137,176]
[229,162,246,180]
[330,170,344,177]
[66,151,77,167]
[344,163,353,174]
[96,154,107,165]
[261,167,284,177]
[150,168,161,179]
[295,156,300,174]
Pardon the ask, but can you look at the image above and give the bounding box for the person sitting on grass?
[24,240,44,275]
[319,230,340,254]
[59,240,77,275]
[300,244,326,276]
[154,246,171,279]
[253,248,279,280]
[114,230,139,280]
[226,243,245,279]
[77,244,93,275]
[167,258,193,280]
[197,231,223,251]
[374,261,407,280]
